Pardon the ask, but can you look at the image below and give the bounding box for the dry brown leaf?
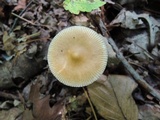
[27,81,66,120]
[0,108,23,120]
[33,95,65,120]
[29,81,41,103]
[88,75,138,120]
[139,104,160,120]
[70,14,89,26]
[22,109,34,120]
[2,31,16,55]
[14,0,27,11]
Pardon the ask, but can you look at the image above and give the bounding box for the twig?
[11,12,35,25]
[23,31,41,40]
[83,87,98,120]
[0,91,19,100]
[19,37,48,45]
[138,16,154,47]
[11,11,50,29]
[98,19,160,101]
[9,0,33,33]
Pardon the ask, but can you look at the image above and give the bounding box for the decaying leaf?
[63,0,106,14]
[22,109,34,120]
[67,94,87,112]
[2,31,16,55]
[88,75,138,120]
[14,0,27,11]
[110,9,160,40]
[2,31,40,58]
[110,9,144,29]
[124,32,150,61]
[139,104,160,120]
[110,9,160,61]
[0,108,23,120]
[23,81,66,120]
[70,14,89,26]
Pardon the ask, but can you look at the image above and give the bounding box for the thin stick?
[98,19,160,101]
[11,12,35,25]
[83,87,98,120]
[9,0,33,33]
[11,12,50,28]
[19,37,48,45]
[23,31,41,39]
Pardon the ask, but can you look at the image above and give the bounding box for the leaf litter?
[0,0,160,119]
[14,0,27,11]
[24,80,66,120]
[88,75,138,120]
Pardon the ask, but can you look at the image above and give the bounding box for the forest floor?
[0,0,160,120]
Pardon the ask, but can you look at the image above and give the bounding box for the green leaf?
[63,0,106,14]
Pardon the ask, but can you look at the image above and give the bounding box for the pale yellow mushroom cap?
[47,26,108,87]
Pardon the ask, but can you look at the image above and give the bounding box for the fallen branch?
[98,19,160,101]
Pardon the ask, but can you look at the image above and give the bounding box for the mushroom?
[47,26,108,87]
